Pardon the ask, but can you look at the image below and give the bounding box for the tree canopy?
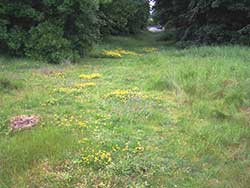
[0,0,150,63]
[100,0,149,35]
[154,0,250,45]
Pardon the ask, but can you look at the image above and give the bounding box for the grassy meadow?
[1,32,250,188]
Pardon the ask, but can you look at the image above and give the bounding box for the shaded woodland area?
[0,0,149,63]
[154,0,250,44]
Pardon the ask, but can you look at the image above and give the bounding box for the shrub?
[25,22,73,64]
[0,0,100,63]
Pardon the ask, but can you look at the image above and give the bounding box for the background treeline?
[100,0,149,35]
[154,0,250,45]
[0,0,149,63]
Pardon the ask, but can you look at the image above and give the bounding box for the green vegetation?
[1,32,250,187]
[0,0,149,63]
[100,0,149,35]
[154,0,250,44]
[0,0,100,63]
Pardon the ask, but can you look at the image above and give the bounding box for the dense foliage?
[100,0,150,35]
[154,0,250,45]
[0,0,149,63]
[0,0,100,63]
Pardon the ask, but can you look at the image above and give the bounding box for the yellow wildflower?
[78,121,87,128]
[102,49,142,58]
[102,50,122,58]
[134,142,144,152]
[78,138,88,144]
[81,150,112,166]
[55,72,65,78]
[74,82,96,89]
[143,47,158,53]
[115,49,141,56]
[106,89,150,101]
[79,73,102,79]
[122,142,129,151]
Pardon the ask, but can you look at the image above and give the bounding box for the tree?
[154,0,250,44]
[100,0,150,35]
[0,0,101,63]
[0,0,150,63]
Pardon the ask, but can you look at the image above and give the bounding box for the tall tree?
[154,0,250,44]
[100,0,150,35]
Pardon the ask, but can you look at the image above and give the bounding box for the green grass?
[0,32,250,188]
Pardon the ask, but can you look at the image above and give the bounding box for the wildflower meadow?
[1,32,250,187]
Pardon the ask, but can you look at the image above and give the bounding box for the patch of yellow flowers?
[105,88,168,104]
[102,49,142,58]
[134,142,145,153]
[82,150,112,166]
[143,47,158,53]
[42,98,58,106]
[92,113,112,126]
[120,142,144,153]
[106,89,149,101]
[53,72,101,94]
[74,82,96,89]
[54,114,88,128]
[81,142,144,167]
[79,73,102,79]
[54,82,96,94]
[54,87,79,94]
[48,71,65,78]
[116,49,141,56]
[102,50,122,58]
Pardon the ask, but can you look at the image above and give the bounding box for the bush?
[25,22,74,64]
[0,0,100,63]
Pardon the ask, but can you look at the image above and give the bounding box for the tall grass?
[0,32,250,187]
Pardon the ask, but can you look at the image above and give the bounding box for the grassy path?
[1,33,250,188]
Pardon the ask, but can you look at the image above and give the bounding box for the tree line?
[0,0,149,63]
[154,0,250,45]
